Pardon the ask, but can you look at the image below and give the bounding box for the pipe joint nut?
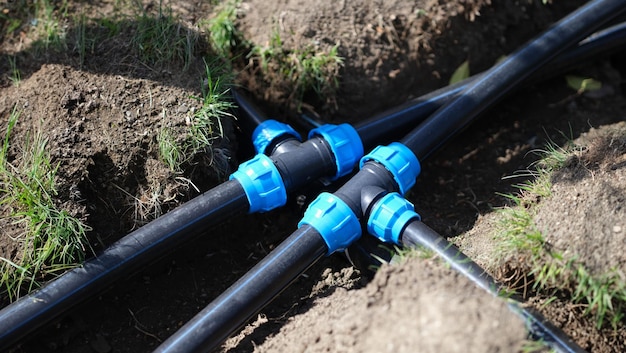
[299,192,361,255]
[252,119,302,155]
[230,154,287,213]
[309,124,364,180]
[360,142,420,195]
[368,193,420,244]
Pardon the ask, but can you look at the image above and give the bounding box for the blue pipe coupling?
[360,142,420,195]
[230,154,287,213]
[309,124,364,180]
[252,119,302,155]
[298,192,361,255]
[367,192,420,244]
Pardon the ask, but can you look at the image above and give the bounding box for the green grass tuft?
[156,59,235,178]
[205,1,241,57]
[7,55,20,87]
[0,107,91,302]
[496,139,626,329]
[34,0,68,51]
[292,44,343,100]
[157,123,184,173]
[132,0,197,69]
[250,29,343,109]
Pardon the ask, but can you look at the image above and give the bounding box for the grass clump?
[32,0,68,51]
[250,29,343,109]
[496,140,626,329]
[72,13,93,68]
[7,55,20,87]
[0,0,68,51]
[157,121,185,173]
[0,107,91,302]
[1,7,24,38]
[204,1,241,58]
[157,60,234,179]
[188,62,234,149]
[132,0,197,69]
[293,45,343,100]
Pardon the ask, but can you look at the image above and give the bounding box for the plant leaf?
[449,60,470,85]
[565,75,602,93]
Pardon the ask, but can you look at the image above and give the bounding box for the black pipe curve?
[154,225,328,353]
[354,20,626,149]
[0,181,248,351]
[232,88,267,127]
[400,0,626,159]
[155,3,626,352]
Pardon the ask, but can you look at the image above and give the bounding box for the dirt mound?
[251,256,526,353]
[237,0,587,122]
[535,123,626,277]
[0,62,229,250]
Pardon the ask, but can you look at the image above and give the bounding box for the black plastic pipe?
[549,20,626,73]
[0,180,248,349]
[401,221,585,353]
[243,19,626,150]
[154,166,403,353]
[0,137,338,351]
[232,89,267,128]
[354,20,626,148]
[154,225,328,353]
[401,221,495,293]
[232,88,267,147]
[3,15,625,353]
[155,2,626,352]
[401,0,626,160]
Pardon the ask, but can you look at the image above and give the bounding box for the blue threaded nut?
[252,119,302,155]
[298,192,361,255]
[367,192,420,244]
[309,124,364,180]
[230,154,287,213]
[360,142,420,195]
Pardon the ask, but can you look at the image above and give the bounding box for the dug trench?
[1,0,625,352]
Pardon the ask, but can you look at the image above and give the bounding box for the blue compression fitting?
[252,119,302,155]
[309,124,364,180]
[299,192,361,255]
[230,154,287,213]
[360,142,420,195]
[367,192,420,244]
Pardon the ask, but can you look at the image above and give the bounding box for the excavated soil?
[1,0,625,352]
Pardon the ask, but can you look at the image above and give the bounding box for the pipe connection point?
[230,154,287,213]
[360,142,420,195]
[309,124,364,180]
[368,192,420,244]
[252,119,302,155]
[299,192,361,255]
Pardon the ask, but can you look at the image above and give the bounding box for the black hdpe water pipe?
[360,188,584,353]
[399,0,626,159]
[237,22,626,149]
[356,20,626,148]
[154,1,626,352]
[0,104,346,349]
[401,221,584,353]
[1,12,624,353]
